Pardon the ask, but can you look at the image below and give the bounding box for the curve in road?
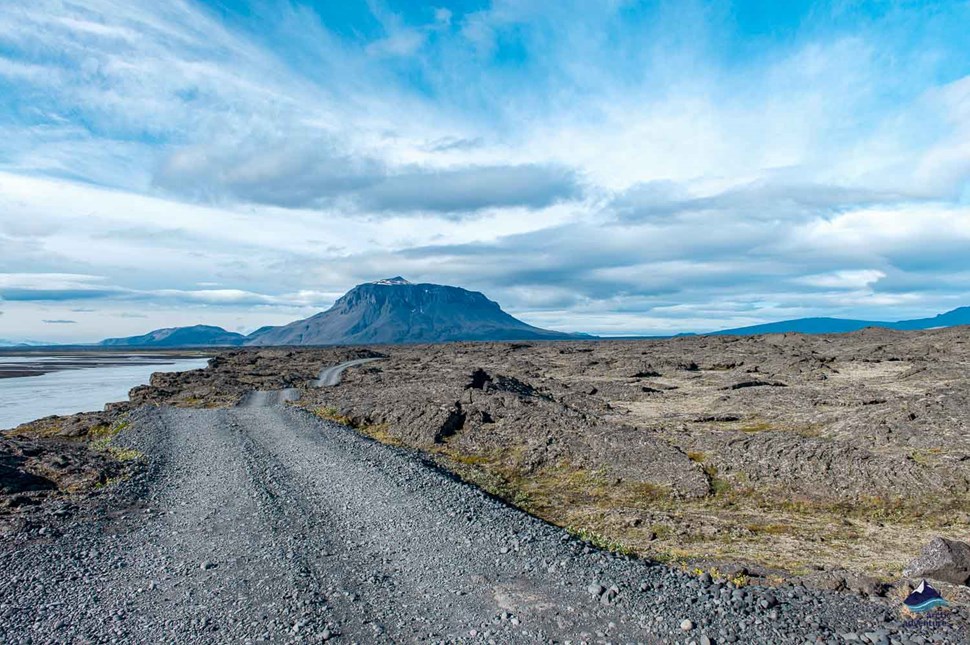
[314,358,383,387]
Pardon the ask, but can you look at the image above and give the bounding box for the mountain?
[887,306,970,330]
[247,277,583,346]
[99,325,246,347]
[712,306,970,336]
[0,339,48,347]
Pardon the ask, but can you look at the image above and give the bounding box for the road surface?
[315,358,383,387]
[1,390,961,643]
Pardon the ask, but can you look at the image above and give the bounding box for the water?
[0,356,210,429]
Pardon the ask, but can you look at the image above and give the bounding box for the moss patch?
[88,419,143,463]
[313,406,355,426]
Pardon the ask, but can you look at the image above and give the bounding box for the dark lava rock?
[904,537,970,586]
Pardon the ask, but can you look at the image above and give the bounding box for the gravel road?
[315,358,382,387]
[1,391,966,643]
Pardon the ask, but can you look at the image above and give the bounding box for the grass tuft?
[357,423,402,447]
[88,419,142,461]
[567,526,635,556]
[739,421,773,433]
[313,406,354,426]
[745,522,792,536]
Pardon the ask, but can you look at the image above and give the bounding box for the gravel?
[1,395,968,643]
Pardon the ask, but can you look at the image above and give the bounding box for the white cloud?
[0,273,106,290]
[0,0,969,342]
[797,270,886,289]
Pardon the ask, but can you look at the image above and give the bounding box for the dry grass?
[357,427,970,578]
[745,522,793,536]
[567,526,635,556]
[313,406,354,426]
[357,423,403,447]
[739,421,774,433]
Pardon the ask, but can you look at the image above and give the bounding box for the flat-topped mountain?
[247,277,581,346]
[99,325,246,347]
[712,306,970,336]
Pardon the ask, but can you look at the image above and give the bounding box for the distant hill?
[99,325,246,347]
[0,339,47,347]
[712,306,970,336]
[247,277,584,346]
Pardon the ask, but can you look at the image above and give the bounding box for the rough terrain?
[2,329,970,641]
[4,398,964,643]
[292,328,970,594]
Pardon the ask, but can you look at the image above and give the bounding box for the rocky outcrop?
[0,435,126,515]
[904,537,970,586]
[10,409,125,439]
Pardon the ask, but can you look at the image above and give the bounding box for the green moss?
[105,446,143,462]
[88,418,141,461]
[745,522,792,536]
[703,463,734,497]
[739,421,773,433]
[94,475,126,490]
[650,524,673,540]
[910,448,943,466]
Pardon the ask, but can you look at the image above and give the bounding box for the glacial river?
[0,354,209,429]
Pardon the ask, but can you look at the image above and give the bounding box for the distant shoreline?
[0,346,222,354]
[0,350,215,379]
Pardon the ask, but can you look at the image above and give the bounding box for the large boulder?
[904,537,970,586]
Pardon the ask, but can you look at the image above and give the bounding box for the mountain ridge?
[710,306,970,336]
[99,324,247,347]
[81,283,970,347]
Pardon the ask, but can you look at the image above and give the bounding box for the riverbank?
[0,352,211,429]
[0,349,213,379]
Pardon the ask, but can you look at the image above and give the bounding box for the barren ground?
[5,327,970,604]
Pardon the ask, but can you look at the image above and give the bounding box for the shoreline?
[0,350,215,379]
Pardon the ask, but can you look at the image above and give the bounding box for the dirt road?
[1,393,961,643]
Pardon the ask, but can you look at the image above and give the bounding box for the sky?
[1,0,969,343]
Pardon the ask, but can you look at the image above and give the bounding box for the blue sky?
[1,0,969,342]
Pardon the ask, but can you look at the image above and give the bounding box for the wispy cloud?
[0,0,969,342]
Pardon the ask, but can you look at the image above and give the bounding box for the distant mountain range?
[96,278,584,347]
[32,280,968,348]
[99,325,247,347]
[0,339,46,348]
[710,306,970,336]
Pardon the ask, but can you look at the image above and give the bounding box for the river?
[0,354,210,429]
